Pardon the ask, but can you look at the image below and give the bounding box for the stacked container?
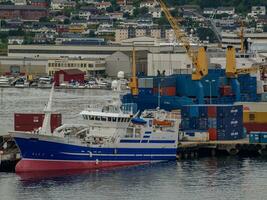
[138,78,154,95]
[14,113,62,133]
[216,105,243,140]
[238,74,258,101]
[243,111,267,133]
[249,132,267,144]
[153,76,176,96]
[181,104,244,141]
[219,85,233,96]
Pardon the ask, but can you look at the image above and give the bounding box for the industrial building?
[47,57,106,76]
[54,69,85,86]
[147,53,192,76]
[0,56,47,76]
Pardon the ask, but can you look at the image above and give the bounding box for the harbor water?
[0,88,117,135]
[0,158,267,200]
[1,88,267,200]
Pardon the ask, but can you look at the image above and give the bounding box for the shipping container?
[243,111,267,123]
[249,132,260,143]
[208,118,217,128]
[220,85,232,96]
[216,105,243,118]
[207,106,217,117]
[188,106,199,118]
[217,126,244,140]
[260,132,267,143]
[161,87,176,96]
[244,122,267,133]
[234,102,267,112]
[139,88,153,95]
[198,106,208,117]
[197,118,208,130]
[153,86,176,96]
[138,78,154,88]
[14,113,62,133]
[153,76,176,88]
[208,128,217,141]
[183,130,209,141]
[216,117,242,129]
[261,93,267,102]
[181,117,200,130]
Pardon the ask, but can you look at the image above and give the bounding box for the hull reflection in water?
[17,164,138,181]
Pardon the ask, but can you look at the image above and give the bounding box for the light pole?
[205,79,215,104]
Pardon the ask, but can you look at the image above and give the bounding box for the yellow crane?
[129,46,139,95]
[158,0,208,80]
[128,0,208,96]
[239,20,245,53]
[226,45,267,76]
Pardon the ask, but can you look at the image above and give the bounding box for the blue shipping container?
[139,88,153,95]
[208,118,217,128]
[249,132,260,143]
[197,118,208,130]
[216,105,243,118]
[260,132,267,143]
[217,126,244,140]
[216,117,243,129]
[189,106,199,117]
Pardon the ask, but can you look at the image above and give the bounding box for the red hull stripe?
[15,159,150,172]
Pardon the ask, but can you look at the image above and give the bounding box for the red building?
[31,0,49,8]
[0,5,48,20]
[54,69,85,86]
[56,25,69,33]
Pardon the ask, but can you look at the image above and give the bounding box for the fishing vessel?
[10,85,181,172]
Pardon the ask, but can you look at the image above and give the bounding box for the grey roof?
[0,5,47,10]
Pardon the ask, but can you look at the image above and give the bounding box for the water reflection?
[0,158,266,200]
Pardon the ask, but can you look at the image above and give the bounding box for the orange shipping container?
[153,87,176,96]
[208,128,217,141]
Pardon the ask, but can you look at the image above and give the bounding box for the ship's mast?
[40,83,54,135]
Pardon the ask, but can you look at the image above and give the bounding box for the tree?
[133,0,141,7]
[39,16,50,23]
[0,20,7,27]
[89,30,96,37]
[63,8,75,17]
[133,7,149,17]
[139,7,149,16]
[64,19,70,24]
[106,6,114,13]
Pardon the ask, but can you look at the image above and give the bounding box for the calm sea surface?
[0,88,267,200]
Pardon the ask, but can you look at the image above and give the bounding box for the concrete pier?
[177,138,267,159]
